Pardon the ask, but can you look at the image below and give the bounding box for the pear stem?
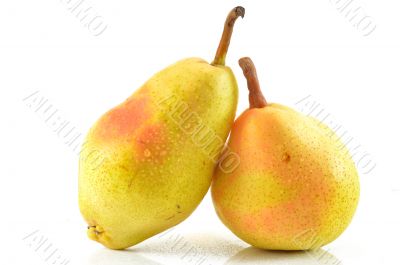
[212,6,245,66]
[239,57,268,108]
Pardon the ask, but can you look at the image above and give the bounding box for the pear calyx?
[239,57,267,108]
[87,225,104,241]
[212,6,245,66]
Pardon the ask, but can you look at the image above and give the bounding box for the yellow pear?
[79,7,245,249]
[212,57,360,250]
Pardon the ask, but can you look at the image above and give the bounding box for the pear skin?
[211,57,360,250]
[78,7,245,249]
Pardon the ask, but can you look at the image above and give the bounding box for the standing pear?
[212,57,360,250]
[79,7,245,249]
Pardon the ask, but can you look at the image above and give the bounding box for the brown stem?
[212,6,245,66]
[238,57,267,108]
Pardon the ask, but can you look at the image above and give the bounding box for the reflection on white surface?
[89,248,162,265]
[137,232,245,257]
[86,232,341,265]
[225,247,341,265]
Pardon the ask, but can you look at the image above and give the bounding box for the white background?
[1,0,399,264]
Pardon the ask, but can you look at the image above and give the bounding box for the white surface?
[1,0,399,264]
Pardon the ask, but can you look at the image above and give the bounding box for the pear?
[211,57,360,250]
[79,7,245,249]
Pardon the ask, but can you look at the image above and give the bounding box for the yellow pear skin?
[211,58,360,250]
[78,7,245,250]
